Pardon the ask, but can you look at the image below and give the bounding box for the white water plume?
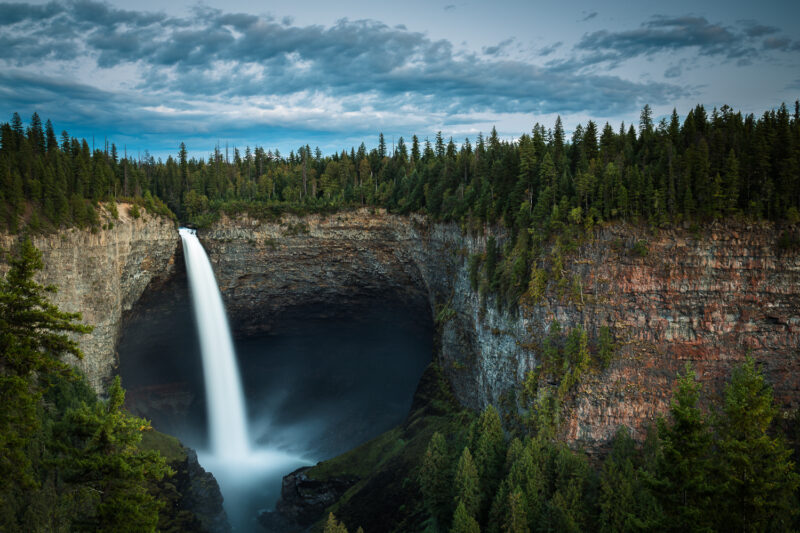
[179,227,309,531]
[179,227,249,458]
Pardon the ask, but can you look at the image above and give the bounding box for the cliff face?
[552,223,800,447]
[0,205,179,391]
[8,207,798,449]
[198,212,800,450]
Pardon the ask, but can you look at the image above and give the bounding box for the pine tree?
[56,376,172,532]
[504,486,529,533]
[450,501,480,533]
[713,357,799,531]
[323,512,350,533]
[453,447,480,518]
[0,239,89,526]
[0,237,92,376]
[655,364,714,532]
[598,426,658,532]
[420,431,449,523]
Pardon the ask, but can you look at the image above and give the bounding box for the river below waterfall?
[119,275,433,531]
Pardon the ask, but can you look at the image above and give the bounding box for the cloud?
[664,65,682,78]
[482,38,515,56]
[443,4,456,11]
[0,0,693,153]
[576,16,747,60]
[738,19,779,38]
[538,42,562,57]
[762,37,800,52]
[582,12,597,22]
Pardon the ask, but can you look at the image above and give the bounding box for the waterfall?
[179,227,249,458]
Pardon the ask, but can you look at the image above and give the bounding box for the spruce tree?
[453,447,480,518]
[56,376,172,532]
[323,512,350,533]
[504,486,530,533]
[714,357,799,531]
[420,431,449,524]
[655,364,714,532]
[450,501,480,533]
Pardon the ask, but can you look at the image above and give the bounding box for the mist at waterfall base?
[118,231,433,531]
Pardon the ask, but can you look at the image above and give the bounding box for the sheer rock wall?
[200,212,800,450]
[8,207,798,450]
[0,206,178,391]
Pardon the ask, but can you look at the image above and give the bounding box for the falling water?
[179,227,249,458]
[179,227,308,531]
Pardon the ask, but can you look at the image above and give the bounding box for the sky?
[1,0,799,159]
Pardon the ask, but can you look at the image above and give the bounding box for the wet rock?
[258,466,358,532]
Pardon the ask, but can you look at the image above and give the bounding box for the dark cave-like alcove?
[117,250,435,461]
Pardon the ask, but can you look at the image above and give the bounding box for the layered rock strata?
[0,205,179,391]
[7,206,798,450]
[198,212,800,450]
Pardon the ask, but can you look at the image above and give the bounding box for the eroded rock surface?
[7,207,799,451]
[0,206,178,391]
[198,212,800,451]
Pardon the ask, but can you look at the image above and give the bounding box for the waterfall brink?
[179,227,249,458]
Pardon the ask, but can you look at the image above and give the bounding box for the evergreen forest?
[2,103,800,531]
[2,102,800,234]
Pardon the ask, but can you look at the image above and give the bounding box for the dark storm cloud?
[738,20,779,38]
[0,1,64,25]
[577,16,748,60]
[0,0,685,120]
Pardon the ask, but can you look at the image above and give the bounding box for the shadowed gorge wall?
[117,235,435,460]
[8,208,800,454]
[198,212,800,452]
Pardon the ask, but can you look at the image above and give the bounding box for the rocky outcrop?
[181,448,232,533]
[197,211,800,452]
[142,431,231,533]
[259,467,359,532]
[0,205,179,391]
[199,211,433,337]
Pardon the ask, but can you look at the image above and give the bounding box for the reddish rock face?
[549,222,800,451]
[10,208,796,453]
[197,213,800,452]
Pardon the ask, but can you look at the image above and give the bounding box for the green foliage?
[435,303,457,326]
[712,357,799,531]
[632,239,649,257]
[525,265,547,304]
[129,203,140,219]
[55,376,172,532]
[0,237,92,376]
[0,239,174,532]
[654,364,714,532]
[471,405,506,518]
[450,501,480,533]
[420,432,449,525]
[597,326,615,369]
[504,486,529,533]
[453,447,480,518]
[324,512,351,533]
[413,354,800,533]
[468,254,482,292]
[598,426,661,532]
